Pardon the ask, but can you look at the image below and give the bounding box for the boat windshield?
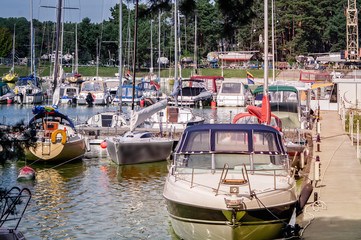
[221,82,242,94]
[180,130,281,154]
[256,91,297,103]
[82,82,103,92]
[174,153,289,175]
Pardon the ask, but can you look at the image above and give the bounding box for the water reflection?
[0,104,249,239]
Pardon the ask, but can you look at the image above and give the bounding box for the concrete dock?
[301,111,361,239]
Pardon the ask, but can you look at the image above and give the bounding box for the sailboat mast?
[30,0,34,75]
[271,0,275,83]
[131,0,139,111]
[174,0,178,106]
[263,0,269,95]
[119,0,123,111]
[150,19,153,73]
[12,24,16,74]
[194,12,197,72]
[75,23,78,74]
[158,10,161,80]
[53,0,62,91]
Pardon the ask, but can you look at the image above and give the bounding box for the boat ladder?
[215,164,251,196]
[41,137,52,155]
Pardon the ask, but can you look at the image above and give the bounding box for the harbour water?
[0,103,246,239]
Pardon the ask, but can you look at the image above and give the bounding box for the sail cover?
[130,99,168,132]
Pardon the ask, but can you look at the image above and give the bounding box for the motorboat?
[0,82,15,103]
[52,84,80,105]
[77,80,111,105]
[113,85,143,105]
[144,106,204,131]
[106,99,174,165]
[190,75,224,94]
[106,131,173,165]
[25,106,86,163]
[253,85,312,130]
[79,111,129,128]
[104,77,129,102]
[217,81,253,107]
[163,123,299,239]
[14,75,44,104]
[170,79,212,106]
[138,76,162,99]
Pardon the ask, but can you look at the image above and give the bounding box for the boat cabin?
[174,124,289,173]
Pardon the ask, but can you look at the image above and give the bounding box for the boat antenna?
[53,0,62,92]
[131,0,139,112]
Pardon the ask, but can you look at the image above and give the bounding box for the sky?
[0,0,124,23]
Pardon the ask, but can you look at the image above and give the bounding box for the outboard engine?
[86,92,94,105]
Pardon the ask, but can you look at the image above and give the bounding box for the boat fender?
[51,129,67,144]
[297,183,313,214]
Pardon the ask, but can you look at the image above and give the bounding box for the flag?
[150,80,160,90]
[247,71,254,84]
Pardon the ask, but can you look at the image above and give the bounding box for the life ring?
[51,129,67,144]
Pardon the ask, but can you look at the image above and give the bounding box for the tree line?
[0,0,358,69]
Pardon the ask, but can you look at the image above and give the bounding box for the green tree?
[0,28,12,57]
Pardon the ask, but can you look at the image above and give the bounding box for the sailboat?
[24,1,87,163]
[3,24,18,83]
[105,1,173,165]
[14,1,44,104]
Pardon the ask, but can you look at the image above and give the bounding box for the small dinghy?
[17,166,36,181]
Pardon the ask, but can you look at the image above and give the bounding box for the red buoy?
[140,99,145,107]
[211,100,216,109]
[100,140,107,149]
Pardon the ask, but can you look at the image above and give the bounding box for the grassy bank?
[1,65,278,79]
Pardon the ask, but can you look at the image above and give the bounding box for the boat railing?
[174,164,295,196]
[0,187,31,230]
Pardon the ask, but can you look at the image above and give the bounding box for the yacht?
[163,123,299,239]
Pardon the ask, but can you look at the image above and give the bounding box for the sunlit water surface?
[0,104,246,239]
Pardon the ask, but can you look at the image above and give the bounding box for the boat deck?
[301,110,361,239]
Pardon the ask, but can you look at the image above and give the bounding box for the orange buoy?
[211,100,216,109]
[100,140,107,149]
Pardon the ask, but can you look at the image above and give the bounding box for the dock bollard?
[300,150,305,169]
[316,118,321,135]
[316,134,321,152]
[314,155,321,182]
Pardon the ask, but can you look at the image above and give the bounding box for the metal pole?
[12,24,16,74]
[174,0,178,106]
[194,12,197,72]
[75,23,78,73]
[158,10,161,81]
[119,0,123,111]
[264,0,269,94]
[53,0,62,91]
[30,0,34,75]
[271,0,275,83]
[150,19,153,73]
[131,0,139,111]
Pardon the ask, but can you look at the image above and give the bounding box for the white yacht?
[163,123,300,240]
